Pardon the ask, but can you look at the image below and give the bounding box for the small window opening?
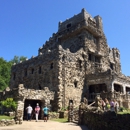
[62,55,65,61]
[88,54,92,61]
[13,73,16,80]
[82,54,84,59]
[95,56,100,63]
[74,81,78,88]
[79,60,82,69]
[50,63,53,69]
[67,23,71,28]
[39,66,41,74]
[38,84,41,90]
[24,69,27,76]
[110,63,113,70]
[69,100,73,105]
[31,68,34,74]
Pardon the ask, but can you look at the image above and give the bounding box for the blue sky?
[0,0,130,76]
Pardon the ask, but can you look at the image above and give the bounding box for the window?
[82,53,85,59]
[50,63,53,69]
[62,55,65,61]
[24,69,27,76]
[88,54,92,61]
[74,81,78,88]
[67,23,71,28]
[110,63,113,70]
[38,84,41,90]
[39,66,41,74]
[79,60,82,69]
[95,56,100,63]
[31,68,34,74]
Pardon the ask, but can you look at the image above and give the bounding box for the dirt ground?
[0,120,89,130]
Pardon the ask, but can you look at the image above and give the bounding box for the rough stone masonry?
[1,8,130,122]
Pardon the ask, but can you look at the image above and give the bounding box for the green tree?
[0,56,27,91]
[0,98,17,111]
[10,55,27,64]
[0,58,12,90]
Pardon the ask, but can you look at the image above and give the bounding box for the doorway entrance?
[23,99,44,120]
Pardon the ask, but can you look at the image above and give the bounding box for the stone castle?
[1,8,130,120]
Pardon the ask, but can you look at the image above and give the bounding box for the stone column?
[111,82,114,92]
[106,81,114,92]
[15,100,24,124]
[122,85,126,94]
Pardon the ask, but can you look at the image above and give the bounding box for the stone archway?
[23,99,45,120]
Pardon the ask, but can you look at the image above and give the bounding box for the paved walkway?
[0,120,89,130]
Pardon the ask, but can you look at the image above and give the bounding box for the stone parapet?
[82,111,130,130]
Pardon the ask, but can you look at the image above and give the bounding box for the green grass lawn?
[118,111,130,114]
[0,115,14,120]
[51,118,68,123]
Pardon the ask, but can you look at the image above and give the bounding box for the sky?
[0,0,130,76]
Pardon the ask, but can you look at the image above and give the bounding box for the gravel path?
[0,120,89,130]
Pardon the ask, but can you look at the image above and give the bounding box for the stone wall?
[82,111,130,130]
[8,8,130,113]
[0,119,15,127]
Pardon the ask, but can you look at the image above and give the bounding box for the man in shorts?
[43,105,49,122]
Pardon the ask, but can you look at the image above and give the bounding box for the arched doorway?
[23,99,45,120]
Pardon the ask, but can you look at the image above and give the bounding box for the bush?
[61,106,68,111]
[119,107,127,112]
[0,98,17,111]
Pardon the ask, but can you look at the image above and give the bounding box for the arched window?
[74,81,78,88]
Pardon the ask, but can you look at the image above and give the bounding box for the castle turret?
[94,15,103,30]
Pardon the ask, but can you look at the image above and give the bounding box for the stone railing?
[88,93,101,102]
[0,119,15,127]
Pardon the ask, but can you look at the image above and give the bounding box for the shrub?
[0,98,17,111]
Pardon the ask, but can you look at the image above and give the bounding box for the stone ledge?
[0,119,15,127]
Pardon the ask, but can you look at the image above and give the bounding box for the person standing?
[26,104,33,121]
[104,98,110,111]
[43,105,49,122]
[110,99,115,112]
[114,99,119,113]
[35,103,40,122]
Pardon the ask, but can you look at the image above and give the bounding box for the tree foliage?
[0,58,12,90]
[0,56,27,91]
[10,55,27,64]
[0,98,17,111]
